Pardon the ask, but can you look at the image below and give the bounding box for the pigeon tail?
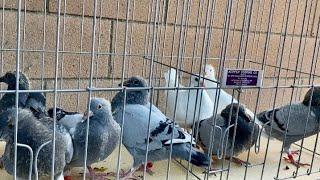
[164,68,178,87]
[172,143,210,167]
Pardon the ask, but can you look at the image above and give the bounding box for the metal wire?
[2,0,320,180]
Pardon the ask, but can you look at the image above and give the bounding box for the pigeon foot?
[86,166,112,180]
[283,154,310,168]
[227,157,251,167]
[136,162,154,175]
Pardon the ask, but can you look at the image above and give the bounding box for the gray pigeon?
[0,71,47,118]
[67,98,120,178]
[195,103,260,166]
[257,87,320,167]
[48,107,83,132]
[0,108,73,180]
[111,76,210,178]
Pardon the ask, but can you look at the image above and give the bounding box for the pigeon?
[0,108,73,180]
[195,103,260,166]
[0,71,47,118]
[67,98,121,179]
[112,76,210,179]
[197,64,263,129]
[47,107,83,132]
[198,64,238,113]
[164,68,214,127]
[257,87,320,167]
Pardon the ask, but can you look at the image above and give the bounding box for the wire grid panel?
[0,0,319,179]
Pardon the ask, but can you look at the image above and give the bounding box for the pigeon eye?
[97,104,102,109]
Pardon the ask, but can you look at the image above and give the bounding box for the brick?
[49,0,157,22]
[0,11,112,79]
[0,0,45,12]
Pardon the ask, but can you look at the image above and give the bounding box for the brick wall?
[0,0,319,113]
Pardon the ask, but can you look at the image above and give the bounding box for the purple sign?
[222,69,263,87]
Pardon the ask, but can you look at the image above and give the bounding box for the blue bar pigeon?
[257,87,320,167]
[111,76,210,179]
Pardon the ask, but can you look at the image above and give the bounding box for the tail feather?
[172,143,210,167]
[164,68,177,87]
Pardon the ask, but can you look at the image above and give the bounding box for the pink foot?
[226,157,250,166]
[283,154,310,168]
[86,166,112,180]
[136,162,154,175]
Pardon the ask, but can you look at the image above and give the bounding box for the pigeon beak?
[82,110,93,120]
[118,82,128,87]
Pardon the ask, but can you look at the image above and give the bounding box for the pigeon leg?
[283,154,310,168]
[0,156,3,169]
[226,157,251,166]
[106,168,143,180]
[291,150,300,156]
[86,166,112,180]
[136,162,154,175]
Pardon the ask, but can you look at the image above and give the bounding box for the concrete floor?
[0,135,319,180]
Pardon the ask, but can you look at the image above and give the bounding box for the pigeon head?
[302,87,320,106]
[120,76,148,88]
[204,64,216,80]
[221,103,251,123]
[0,71,30,90]
[112,76,149,108]
[86,98,112,124]
[0,108,33,141]
[48,107,65,121]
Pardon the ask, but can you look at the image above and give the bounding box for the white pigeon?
[199,64,263,128]
[200,64,238,113]
[164,68,214,127]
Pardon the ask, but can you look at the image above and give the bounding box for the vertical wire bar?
[14,0,22,179]
[76,0,86,111]
[226,0,255,179]
[154,0,168,106]
[189,0,218,178]
[224,0,254,178]
[126,0,135,79]
[111,0,120,87]
[164,0,179,117]
[143,0,161,178]
[142,0,155,76]
[205,0,234,179]
[275,0,312,178]
[82,0,97,179]
[269,0,309,178]
[295,15,320,176]
[165,0,187,178]
[229,0,240,59]
[115,88,127,179]
[280,0,300,105]
[268,0,290,109]
[59,0,67,106]
[21,0,26,71]
[114,1,132,177]
[253,0,277,176]
[294,0,314,103]
[51,0,62,178]
[259,0,293,178]
[243,1,269,177]
[0,0,5,89]
[40,0,47,90]
[94,0,104,94]
[308,17,320,174]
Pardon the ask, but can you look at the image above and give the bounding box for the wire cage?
[0,0,319,179]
